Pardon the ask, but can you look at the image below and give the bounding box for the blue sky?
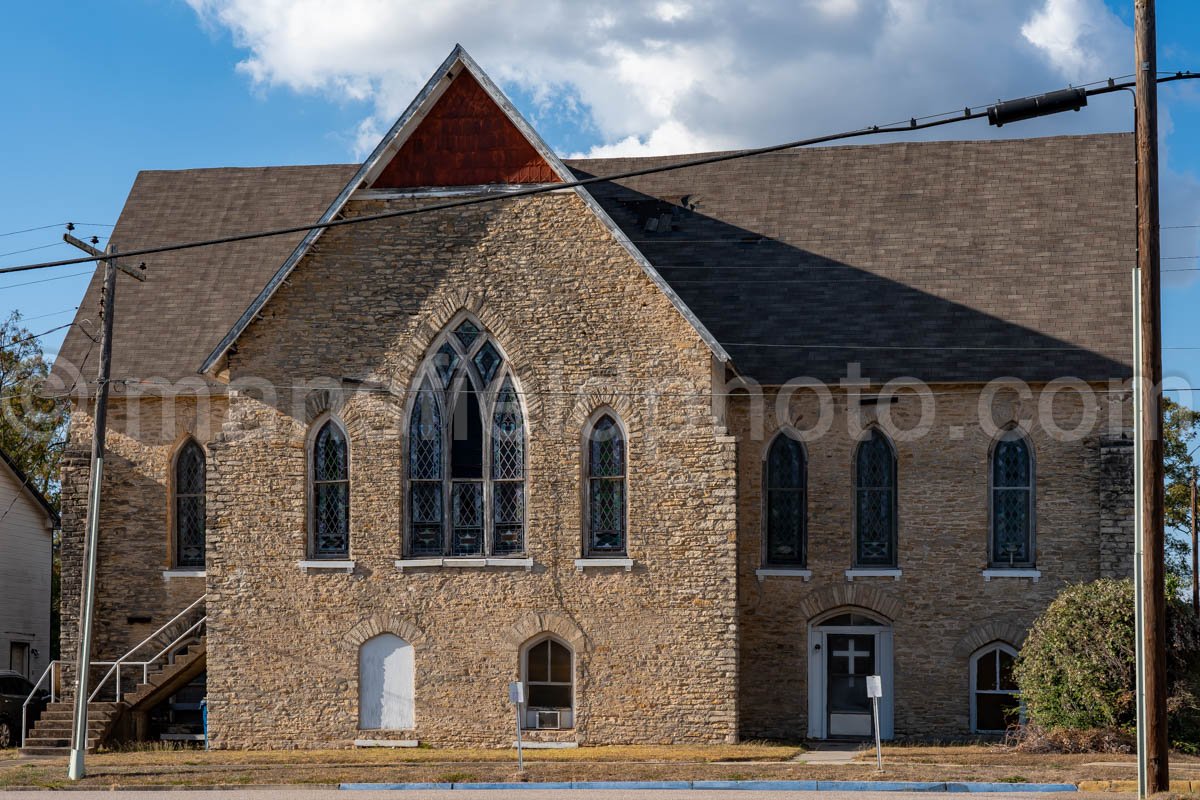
[1,0,1198,406]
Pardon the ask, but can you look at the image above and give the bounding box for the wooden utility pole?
[1134,0,1169,795]
[63,237,143,781]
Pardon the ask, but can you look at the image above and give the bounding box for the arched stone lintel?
[952,621,1029,659]
[798,584,903,623]
[567,392,638,434]
[504,612,589,653]
[344,614,426,649]
[304,387,350,425]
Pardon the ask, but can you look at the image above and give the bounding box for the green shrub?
[1013,578,1200,750]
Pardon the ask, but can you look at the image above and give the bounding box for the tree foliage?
[1014,579,1200,749]
[1163,397,1200,579]
[0,311,67,507]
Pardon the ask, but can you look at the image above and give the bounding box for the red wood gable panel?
[372,71,561,188]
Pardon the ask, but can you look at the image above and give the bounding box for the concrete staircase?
[19,643,206,756]
[19,702,123,756]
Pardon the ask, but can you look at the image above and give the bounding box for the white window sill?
[512,740,578,749]
[298,559,356,573]
[845,568,902,581]
[162,569,205,580]
[982,568,1041,582]
[354,739,419,748]
[574,557,634,571]
[394,557,534,571]
[755,568,813,581]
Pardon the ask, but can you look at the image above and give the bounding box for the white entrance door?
[807,611,893,739]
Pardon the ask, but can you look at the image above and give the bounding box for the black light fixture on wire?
[987,87,1088,127]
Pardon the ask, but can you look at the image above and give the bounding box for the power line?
[0,71,1194,279]
[18,308,78,322]
[2,323,77,349]
[0,270,93,290]
[0,223,68,239]
[0,222,112,239]
[0,242,67,259]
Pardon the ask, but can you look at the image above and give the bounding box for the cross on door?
[834,638,869,687]
[833,639,868,674]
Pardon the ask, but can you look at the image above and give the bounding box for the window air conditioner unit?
[535,710,561,730]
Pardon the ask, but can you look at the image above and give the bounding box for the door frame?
[807,609,894,739]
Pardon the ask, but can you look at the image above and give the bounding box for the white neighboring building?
[0,447,56,680]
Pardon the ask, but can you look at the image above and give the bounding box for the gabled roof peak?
[199,46,727,376]
[362,45,565,189]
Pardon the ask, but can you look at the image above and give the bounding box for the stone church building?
[48,47,1134,749]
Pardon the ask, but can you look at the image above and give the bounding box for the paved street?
[0,791,1120,800]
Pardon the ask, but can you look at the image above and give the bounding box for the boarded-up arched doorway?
[359,634,415,730]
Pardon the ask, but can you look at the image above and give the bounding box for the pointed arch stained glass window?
[312,420,350,558]
[406,319,526,557]
[765,434,806,566]
[855,429,897,567]
[174,440,206,568]
[991,433,1033,566]
[587,415,626,555]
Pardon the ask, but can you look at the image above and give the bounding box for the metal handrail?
[88,616,207,702]
[87,596,206,703]
[20,660,59,749]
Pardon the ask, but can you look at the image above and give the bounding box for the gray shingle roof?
[569,134,1133,384]
[52,134,1132,391]
[52,165,358,393]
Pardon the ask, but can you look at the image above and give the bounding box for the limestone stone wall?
[1099,433,1135,578]
[60,395,226,694]
[730,383,1132,739]
[203,192,740,748]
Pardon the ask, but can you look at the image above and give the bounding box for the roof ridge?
[564,131,1132,164]
[133,163,358,176]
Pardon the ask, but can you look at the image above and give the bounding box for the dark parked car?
[0,670,49,748]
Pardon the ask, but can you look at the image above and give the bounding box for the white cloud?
[1021,0,1126,80]
[185,0,1138,161]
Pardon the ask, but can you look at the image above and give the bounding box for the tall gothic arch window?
[854,427,898,567]
[990,429,1034,567]
[406,317,526,557]
[764,432,807,566]
[173,439,206,569]
[311,418,350,558]
[585,412,626,556]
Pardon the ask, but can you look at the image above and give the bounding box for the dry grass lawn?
[1,742,1198,791]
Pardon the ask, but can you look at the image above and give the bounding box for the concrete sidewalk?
[792,742,866,765]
